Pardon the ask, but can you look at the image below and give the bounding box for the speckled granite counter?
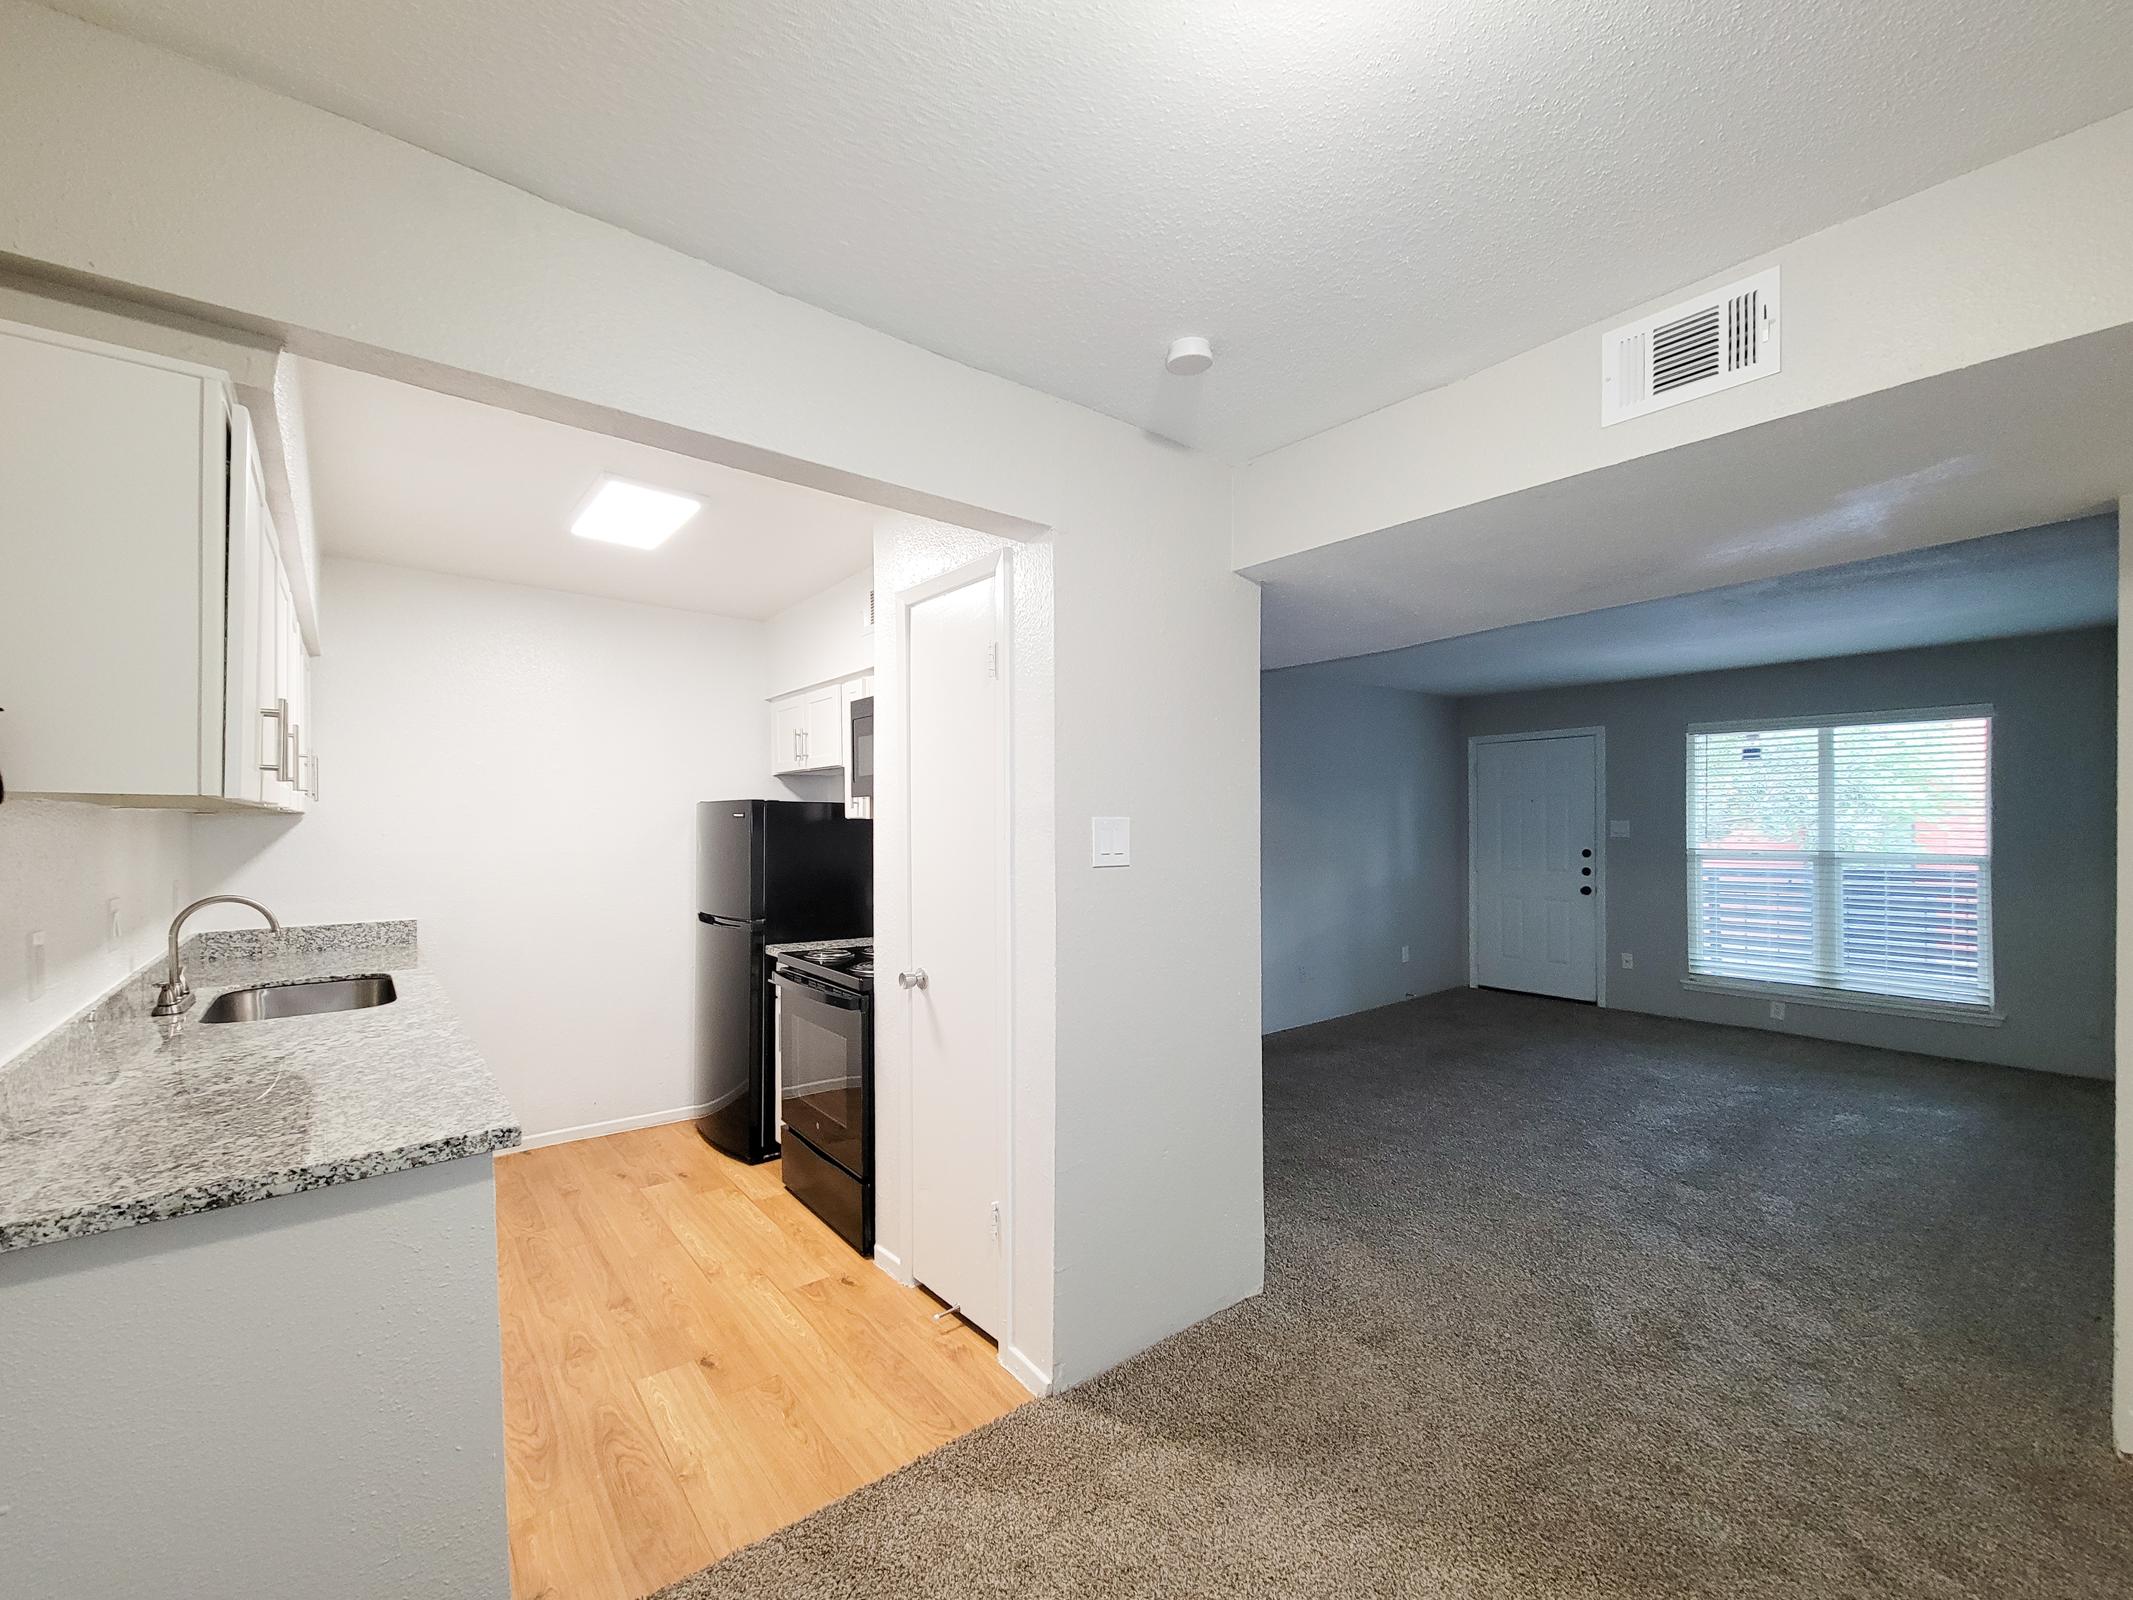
[0,920,519,1253]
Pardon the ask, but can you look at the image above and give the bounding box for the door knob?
[898,969,928,990]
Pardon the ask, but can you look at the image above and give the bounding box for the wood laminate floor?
[495,1119,1031,1600]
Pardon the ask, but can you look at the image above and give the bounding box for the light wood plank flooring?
[496,1119,1031,1600]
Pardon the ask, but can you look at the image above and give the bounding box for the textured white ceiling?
[1290,516,2118,698]
[295,358,875,619]
[41,0,2133,457]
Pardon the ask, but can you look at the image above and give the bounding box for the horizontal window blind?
[1686,714,1992,1010]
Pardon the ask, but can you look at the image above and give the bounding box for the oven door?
[774,968,870,1178]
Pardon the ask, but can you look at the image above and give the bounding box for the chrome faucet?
[151,895,281,1018]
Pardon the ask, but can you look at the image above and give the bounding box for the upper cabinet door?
[223,409,269,805]
[771,695,809,776]
[0,325,224,798]
[252,493,288,804]
[803,684,844,770]
[277,563,309,814]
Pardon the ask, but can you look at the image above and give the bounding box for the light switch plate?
[1091,816,1131,868]
[1609,820,1631,838]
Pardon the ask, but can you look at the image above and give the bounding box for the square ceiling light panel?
[570,475,703,549]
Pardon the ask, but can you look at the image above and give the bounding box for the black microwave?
[848,696,874,811]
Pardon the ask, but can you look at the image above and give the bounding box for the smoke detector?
[1165,336,1214,376]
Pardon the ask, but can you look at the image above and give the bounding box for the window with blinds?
[1685,710,1993,1012]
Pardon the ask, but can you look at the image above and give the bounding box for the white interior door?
[1471,733,1600,1001]
[905,567,1007,1335]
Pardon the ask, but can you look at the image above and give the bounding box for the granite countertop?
[765,937,873,957]
[0,920,520,1254]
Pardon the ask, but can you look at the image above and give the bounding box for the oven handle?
[773,969,867,1009]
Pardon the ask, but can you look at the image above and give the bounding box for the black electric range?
[771,941,874,1253]
[777,943,874,991]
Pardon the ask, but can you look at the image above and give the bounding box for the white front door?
[905,566,1007,1336]
[1471,733,1600,1001]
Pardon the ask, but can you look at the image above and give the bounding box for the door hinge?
[986,642,999,679]
[989,1200,1002,1240]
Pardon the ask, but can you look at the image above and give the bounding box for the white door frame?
[1467,726,1609,1007]
[882,548,1022,1376]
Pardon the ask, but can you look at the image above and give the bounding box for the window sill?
[1679,975,2003,1027]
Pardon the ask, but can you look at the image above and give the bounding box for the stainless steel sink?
[200,974,398,1023]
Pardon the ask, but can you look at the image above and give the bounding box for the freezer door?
[696,800,762,921]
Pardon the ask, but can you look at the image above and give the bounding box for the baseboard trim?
[512,1103,714,1152]
[872,1243,913,1285]
[1000,1342,1054,1398]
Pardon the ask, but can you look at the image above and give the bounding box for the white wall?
[194,558,775,1142]
[1239,108,2133,570]
[767,566,874,696]
[1049,437,1264,1383]
[0,1,1263,1386]
[0,800,191,1062]
[1260,677,1465,1033]
[1462,629,2116,1079]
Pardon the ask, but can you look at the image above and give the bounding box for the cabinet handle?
[801,728,810,765]
[259,700,289,779]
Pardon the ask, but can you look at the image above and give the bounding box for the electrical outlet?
[27,930,46,1001]
[1620,952,1634,970]
[1769,1001,1786,1021]
[1609,819,1631,838]
[1400,945,1411,964]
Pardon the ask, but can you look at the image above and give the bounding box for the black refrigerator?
[695,800,872,1163]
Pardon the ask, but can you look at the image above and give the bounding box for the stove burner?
[806,948,860,968]
[849,960,875,979]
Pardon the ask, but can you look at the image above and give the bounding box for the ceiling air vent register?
[1601,268,1779,426]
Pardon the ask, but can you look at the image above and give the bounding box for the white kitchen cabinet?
[770,681,855,774]
[803,684,843,770]
[266,561,312,813]
[0,320,313,811]
[771,695,810,775]
[224,404,312,812]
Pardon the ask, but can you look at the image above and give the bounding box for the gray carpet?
[657,988,2131,1598]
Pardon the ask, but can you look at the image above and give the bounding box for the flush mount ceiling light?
[1165,335,1215,376]
[570,475,702,549]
